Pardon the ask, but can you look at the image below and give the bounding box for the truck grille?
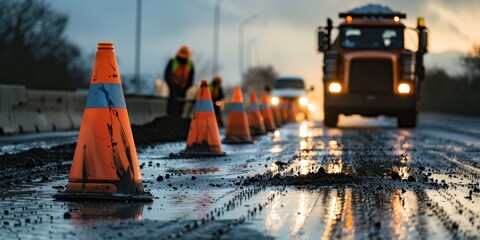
[349,59,393,93]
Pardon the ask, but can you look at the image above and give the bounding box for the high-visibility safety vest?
[170,58,192,88]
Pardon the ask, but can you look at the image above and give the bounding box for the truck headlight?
[328,82,342,93]
[299,97,308,106]
[271,97,280,106]
[398,83,411,94]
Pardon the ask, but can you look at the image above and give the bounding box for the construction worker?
[210,75,225,127]
[164,45,195,117]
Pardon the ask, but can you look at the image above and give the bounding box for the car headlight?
[328,82,342,93]
[398,83,411,94]
[307,104,315,112]
[299,97,308,106]
[271,97,280,106]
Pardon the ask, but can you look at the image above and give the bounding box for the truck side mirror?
[318,30,326,52]
[419,30,428,53]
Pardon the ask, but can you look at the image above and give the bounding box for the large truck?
[317,4,428,127]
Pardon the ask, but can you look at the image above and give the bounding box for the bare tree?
[0,0,89,90]
[461,44,480,80]
[241,65,276,96]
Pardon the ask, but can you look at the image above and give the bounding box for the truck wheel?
[323,108,338,127]
[398,110,418,128]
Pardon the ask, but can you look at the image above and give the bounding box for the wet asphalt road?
[0,113,479,239]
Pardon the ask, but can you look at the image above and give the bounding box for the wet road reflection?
[291,192,307,235]
[272,130,281,142]
[242,187,427,239]
[270,144,283,153]
[322,189,342,239]
[67,202,145,225]
[389,189,419,239]
[1,116,480,239]
[299,122,312,138]
[340,188,354,239]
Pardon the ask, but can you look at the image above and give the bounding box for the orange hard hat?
[213,74,222,83]
[177,45,191,58]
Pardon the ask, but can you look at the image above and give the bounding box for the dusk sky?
[47,0,480,89]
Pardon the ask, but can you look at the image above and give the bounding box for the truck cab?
[317,4,428,127]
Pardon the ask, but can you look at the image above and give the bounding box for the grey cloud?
[45,0,478,87]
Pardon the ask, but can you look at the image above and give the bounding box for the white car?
[270,76,312,121]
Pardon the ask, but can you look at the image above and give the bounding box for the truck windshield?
[340,27,403,49]
[274,79,305,89]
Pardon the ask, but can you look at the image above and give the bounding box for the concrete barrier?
[66,91,87,129]
[126,95,167,125]
[0,85,27,134]
[11,89,51,133]
[31,90,72,131]
[0,85,168,135]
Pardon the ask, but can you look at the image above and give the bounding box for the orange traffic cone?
[180,80,225,156]
[54,43,152,201]
[272,105,283,128]
[260,94,276,132]
[288,102,298,122]
[223,87,253,143]
[280,102,290,123]
[248,91,266,136]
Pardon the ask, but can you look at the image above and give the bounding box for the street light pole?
[238,15,257,82]
[213,0,222,76]
[135,0,142,93]
[246,33,264,69]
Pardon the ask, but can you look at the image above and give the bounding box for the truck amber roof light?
[346,15,352,23]
[417,17,425,27]
[394,16,400,22]
[339,13,406,19]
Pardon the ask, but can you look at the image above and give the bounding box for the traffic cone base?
[181,81,226,156]
[222,138,254,144]
[53,187,153,201]
[53,42,152,201]
[179,147,226,156]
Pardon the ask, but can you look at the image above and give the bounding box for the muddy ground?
[0,116,190,189]
[0,113,479,239]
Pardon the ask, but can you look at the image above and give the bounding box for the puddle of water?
[269,145,283,153]
[66,202,145,225]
